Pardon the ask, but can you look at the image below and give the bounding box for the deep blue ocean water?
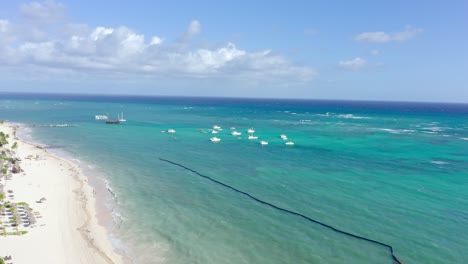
[1,93,467,263]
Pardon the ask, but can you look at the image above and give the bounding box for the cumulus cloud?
[338,57,367,71]
[355,26,422,43]
[0,2,317,85]
[150,36,163,45]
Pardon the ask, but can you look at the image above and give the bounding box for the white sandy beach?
[0,123,123,264]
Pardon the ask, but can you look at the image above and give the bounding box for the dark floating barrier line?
[159,158,403,264]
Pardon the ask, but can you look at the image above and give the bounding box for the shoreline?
[0,122,125,264]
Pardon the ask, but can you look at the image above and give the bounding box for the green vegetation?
[1,230,28,236]
[1,168,6,174]
[0,257,5,264]
[0,194,4,200]
[12,142,18,149]
[0,132,9,147]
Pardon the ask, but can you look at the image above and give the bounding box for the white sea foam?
[33,124,79,128]
[461,138,468,141]
[313,112,371,119]
[105,179,118,200]
[422,127,444,132]
[431,161,448,165]
[299,119,312,124]
[313,112,334,117]
[376,128,415,134]
[111,209,126,224]
[337,114,371,119]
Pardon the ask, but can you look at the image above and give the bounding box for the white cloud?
[370,49,379,56]
[19,0,66,23]
[355,26,422,43]
[150,36,163,45]
[0,20,9,33]
[187,20,201,36]
[0,19,16,48]
[90,27,114,41]
[0,5,317,85]
[179,20,201,42]
[338,57,367,71]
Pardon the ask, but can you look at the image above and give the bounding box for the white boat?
[247,128,255,133]
[210,137,221,142]
[95,115,108,120]
[230,127,236,130]
[260,141,269,145]
[231,131,242,136]
[211,130,218,134]
[167,129,176,133]
[213,125,222,130]
[248,135,258,140]
[285,141,295,145]
[280,134,287,139]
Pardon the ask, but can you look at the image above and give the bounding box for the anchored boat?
[105,113,126,124]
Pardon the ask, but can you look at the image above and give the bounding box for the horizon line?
[0,91,467,105]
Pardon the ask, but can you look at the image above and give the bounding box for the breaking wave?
[313,112,371,119]
[431,160,448,165]
[376,128,416,134]
[32,124,79,128]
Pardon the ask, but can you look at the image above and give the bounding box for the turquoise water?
[1,94,467,263]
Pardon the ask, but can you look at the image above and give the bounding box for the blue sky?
[0,0,467,102]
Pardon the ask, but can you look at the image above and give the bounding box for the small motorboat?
[248,135,258,140]
[231,131,242,136]
[260,141,269,145]
[167,129,176,133]
[285,141,295,146]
